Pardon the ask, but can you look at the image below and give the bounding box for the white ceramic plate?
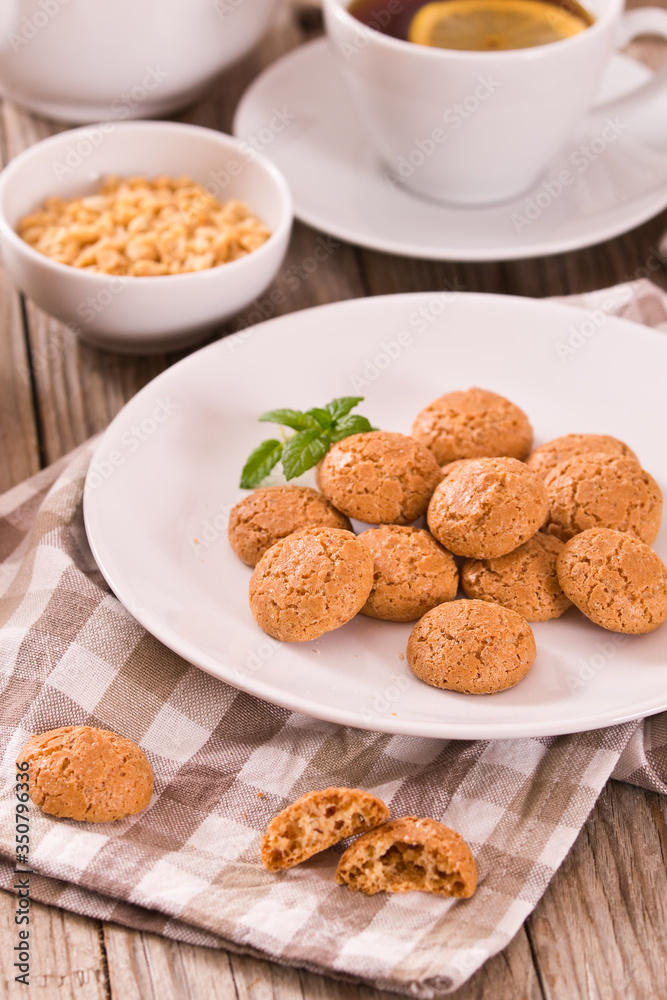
[234,40,667,261]
[84,293,667,739]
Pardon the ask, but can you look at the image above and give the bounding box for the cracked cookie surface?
[317,431,442,525]
[228,486,351,566]
[461,532,571,622]
[526,433,637,479]
[261,787,389,871]
[407,599,536,694]
[542,452,662,544]
[358,525,458,622]
[556,527,667,634]
[335,816,477,897]
[249,526,374,641]
[412,387,532,465]
[17,726,153,822]
[427,457,548,559]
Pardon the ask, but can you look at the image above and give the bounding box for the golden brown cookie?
[261,787,390,871]
[412,387,533,465]
[335,816,477,898]
[317,431,442,525]
[249,526,373,641]
[461,533,571,622]
[357,525,458,622]
[427,457,548,559]
[17,726,153,823]
[407,599,536,694]
[526,433,638,479]
[228,486,351,566]
[543,453,662,544]
[440,458,473,481]
[556,528,667,634]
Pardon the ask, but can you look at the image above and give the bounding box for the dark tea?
[347,0,594,51]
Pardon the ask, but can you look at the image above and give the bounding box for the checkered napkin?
[1,281,666,998]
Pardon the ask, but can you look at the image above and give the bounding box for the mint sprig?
[239,439,284,488]
[240,396,375,489]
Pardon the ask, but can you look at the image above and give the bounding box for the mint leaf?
[325,396,364,422]
[281,429,330,480]
[240,439,283,489]
[306,407,333,430]
[240,396,375,489]
[330,414,375,442]
[259,408,320,432]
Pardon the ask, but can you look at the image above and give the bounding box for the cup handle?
[596,6,667,115]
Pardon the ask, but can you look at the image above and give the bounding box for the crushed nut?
[18,175,272,276]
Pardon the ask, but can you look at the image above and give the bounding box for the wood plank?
[104,923,234,1000]
[179,0,306,133]
[0,888,109,999]
[0,109,40,491]
[1,2,666,999]
[526,781,667,1000]
[447,928,543,1000]
[358,206,667,305]
[105,924,306,1000]
[0,99,170,463]
[1,5,363,468]
[102,916,541,1000]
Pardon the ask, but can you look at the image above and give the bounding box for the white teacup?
[323,0,667,205]
[0,0,276,123]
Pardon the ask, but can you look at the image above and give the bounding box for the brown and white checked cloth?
[1,280,667,998]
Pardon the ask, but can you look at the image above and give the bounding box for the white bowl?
[0,0,277,122]
[0,121,293,354]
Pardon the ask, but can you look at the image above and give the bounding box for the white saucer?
[234,39,667,261]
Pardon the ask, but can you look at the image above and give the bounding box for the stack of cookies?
[229,387,667,697]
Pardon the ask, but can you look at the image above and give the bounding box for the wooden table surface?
[1,4,667,998]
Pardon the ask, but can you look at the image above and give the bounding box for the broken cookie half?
[335,816,477,898]
[261,786,390,872]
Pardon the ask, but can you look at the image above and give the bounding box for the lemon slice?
[408,0,590,51]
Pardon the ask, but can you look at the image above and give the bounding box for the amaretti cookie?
[17,726,153,822]
[228,486,351,566]
[556,528,667,634]
[261,787,390,871]
[439,458,472,481]
[358,525,458,622]
[412,387,532,465]
[461,533,571,622]
[427,457,548,559]
[335,816,477,898]
[526,433,637,479]
[543,453,662,544]
[317,431,441,525]
[407,599,536,694]
[249,526,373,641]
